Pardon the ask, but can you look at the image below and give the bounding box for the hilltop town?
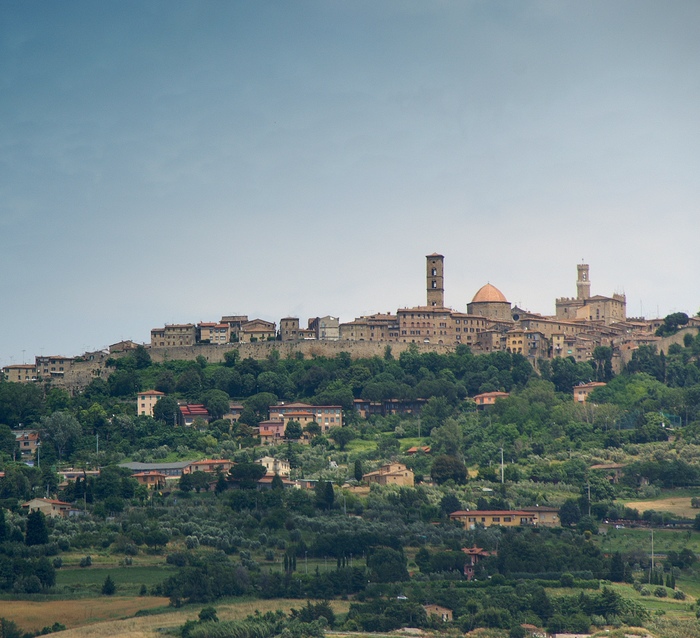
[2,254,700,638]
[3,254,698,393]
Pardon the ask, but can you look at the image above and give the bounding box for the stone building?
[363,462,415,487]
[3,364,38,382]
[150,324,197,348]
[467,283,513,322]
[239,319,276,343]
[555,264,626,324]
[220,315,249,341]
[339,313,399,341]
[309,315,340,340]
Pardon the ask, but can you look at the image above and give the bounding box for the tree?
[430,455,467,485]
[199,607,218,623]
[609,552,625,582]
[560,499,582,526]
[40,411,82,464]
[25,510,49,546]
[304,422,322,438]
[228,463,266,489]
[439,493,462,517]
[655,312,690,337]
[153,396,180,425]
[354,459,363,482]
[329,426,354,451]
[102,575,116,595]
[178,473,193,492]
[0,617,23,638]
[132,345,152,369]
[0,425,17,458]
[145,528,170,551]
[284,420,303,440]
[367,547,409,582]
[315,480,335,510]
[203,390,230,420]
[190,471,211,493]
[215,472,228,495]
[271,473,284,491]
[430,418,463,456]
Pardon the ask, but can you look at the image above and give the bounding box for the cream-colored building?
[269,402,343,431]
[197,322,230,344]
[473,391,510,407]
[574,381,607,403]
[450,510,536,529]
[138,390,165,417]
[258,455,291,477]
[3,364,38,383]
[363,462,414,487]
[23,498,72,518]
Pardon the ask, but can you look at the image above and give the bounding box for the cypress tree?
[25,510,49,546]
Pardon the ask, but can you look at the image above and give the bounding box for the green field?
[56,566,176,595]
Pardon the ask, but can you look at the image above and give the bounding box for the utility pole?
[587,482,591,516]
[649,530,654,584]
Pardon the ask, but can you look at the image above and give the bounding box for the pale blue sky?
[1,1,699,365]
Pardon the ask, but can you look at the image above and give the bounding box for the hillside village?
[2,254,700,638]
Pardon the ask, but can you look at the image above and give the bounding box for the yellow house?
[574,381,607,403]
[363,462,414,487]
[450,510,536,529]
[138,390,165,417]
[22,498,72,518]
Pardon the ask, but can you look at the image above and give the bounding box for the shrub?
[654,586,667,598]
[673,590,686,600]
[79,555,92,568]
[102,575,116,595]
[640,587,650,596]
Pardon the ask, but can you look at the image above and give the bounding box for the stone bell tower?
[577,263,591,301]
[426,253,444,307]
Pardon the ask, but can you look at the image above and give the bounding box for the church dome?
[471,283,508,304]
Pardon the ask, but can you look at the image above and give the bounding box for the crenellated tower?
[577,263,591,300]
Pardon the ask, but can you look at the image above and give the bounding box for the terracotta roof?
[471,283,508,304]
[23,498,71,506]
[450,510,533,517]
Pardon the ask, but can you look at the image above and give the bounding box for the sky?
[1,1,699,366]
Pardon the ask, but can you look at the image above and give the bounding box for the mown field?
[0,597,170,633]
[10,598,351,638]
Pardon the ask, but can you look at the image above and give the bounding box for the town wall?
[146,340,455,364]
